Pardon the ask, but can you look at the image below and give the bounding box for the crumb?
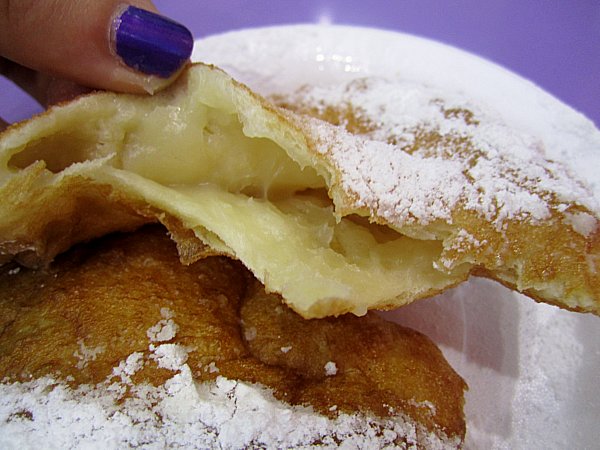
[324,361,338,376]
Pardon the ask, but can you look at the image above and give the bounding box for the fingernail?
[111,6,193,78]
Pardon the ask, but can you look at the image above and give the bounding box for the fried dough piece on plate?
[273,76,600,315]
[0,63,598,317]
[0,226,466,448]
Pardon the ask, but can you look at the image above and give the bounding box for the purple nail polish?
[112,6,193,78]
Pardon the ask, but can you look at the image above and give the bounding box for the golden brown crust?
[242,280,467,436]
[0,165,148,267]
[0,225,466,442]
[274,79,600,315]
[1,63,597,318]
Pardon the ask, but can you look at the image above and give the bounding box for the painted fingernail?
[111,6,193,78]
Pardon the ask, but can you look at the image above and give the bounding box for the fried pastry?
[0,63,598,317]
[0,226,466,448]
[273,77,600,314]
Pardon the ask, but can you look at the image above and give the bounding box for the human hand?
[0,0,193,129]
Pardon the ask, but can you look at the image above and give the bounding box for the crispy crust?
[274,78,600,314]
[0,63,598,317]
[0,225,467,445]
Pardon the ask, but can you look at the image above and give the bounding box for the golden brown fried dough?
[0,226,466,447]
[2,64,597,319]
[274,77,600,315]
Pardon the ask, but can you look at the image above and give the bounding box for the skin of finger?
[0,0,163,93]
[1,56,92,110]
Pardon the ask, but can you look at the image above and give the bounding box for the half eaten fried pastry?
[0,64,598,317]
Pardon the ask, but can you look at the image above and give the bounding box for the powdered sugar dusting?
[563,211,598,238]
[324,361,338,376]
[110,352,144,385]
[146,307,178,342]
[149,344,190,371]
[196,25,599,232]
[195,25,600,198]
[435,229,486,271]
[305,120,464,225]
[285,77,598,230]
[73,339,105,370]
[0,370,459,449]
[0,313,459,449]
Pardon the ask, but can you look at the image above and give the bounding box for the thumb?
[0,1,194,94]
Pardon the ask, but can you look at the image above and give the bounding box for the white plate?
[193,25,600,449]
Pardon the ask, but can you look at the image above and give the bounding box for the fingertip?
[98,58,190,95]
[0,1,194,95]
[42,77,93,106]
[110,5,194,80]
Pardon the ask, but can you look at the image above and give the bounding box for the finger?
[40,77,93,106]
[0,56,46,103]
[0,1,193,94]
[1,58,90,112]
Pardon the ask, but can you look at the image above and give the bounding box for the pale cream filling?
[2,66,467,318]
